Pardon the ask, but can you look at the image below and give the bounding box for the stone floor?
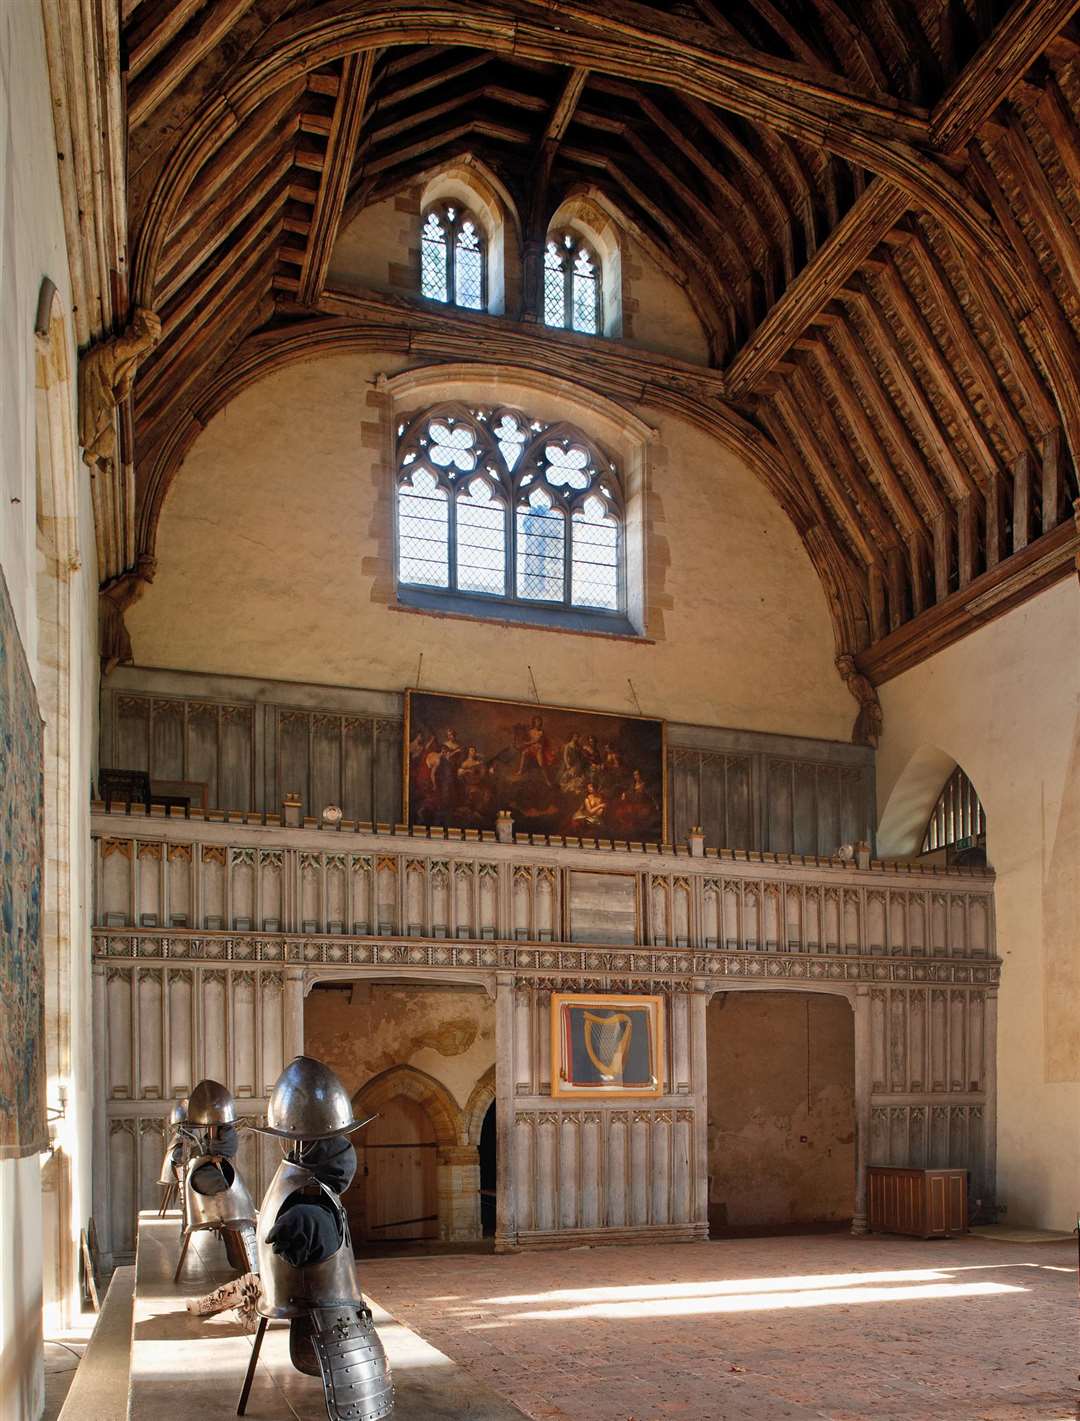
[360,1233,1080,1421]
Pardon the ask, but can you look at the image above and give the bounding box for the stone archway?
[353,1066,481,1243]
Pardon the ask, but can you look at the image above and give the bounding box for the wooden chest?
[866,1166,968,1238]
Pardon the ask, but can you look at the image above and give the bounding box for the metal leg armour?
[309,1306,394,1421]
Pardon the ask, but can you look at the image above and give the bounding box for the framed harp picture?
[550,993,665,1100]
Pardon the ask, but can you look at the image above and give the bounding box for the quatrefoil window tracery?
[396,404,624,612]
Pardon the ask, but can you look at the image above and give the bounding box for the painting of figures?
[0,569,45,1158]
[405,689,665,841]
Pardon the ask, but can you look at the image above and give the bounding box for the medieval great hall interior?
[1,1,1079,1417]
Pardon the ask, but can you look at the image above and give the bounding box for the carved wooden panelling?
[92,809,996,1259]
[669,745,874,854]
[97,961,286,1259]
[104,672,874,851]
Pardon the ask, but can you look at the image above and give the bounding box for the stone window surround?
[380,365,656,638]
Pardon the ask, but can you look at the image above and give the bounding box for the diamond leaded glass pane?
[571,249,599,333]
[455,223,483,309]
[456,479,506,595]
[421,212,448,302]
[543,242,565,328]
[571,496,618,609]
[398,470,449,586]
[516,494,564,601]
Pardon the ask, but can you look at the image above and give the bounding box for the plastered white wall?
[127,350,853,742]
[876,577,1080,1230]
[0,3,100,1412]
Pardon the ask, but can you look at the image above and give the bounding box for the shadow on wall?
[877,744,958,859]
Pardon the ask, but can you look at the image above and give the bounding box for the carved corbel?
[836,653,883,749]
[99,554,155,676]
[78,307,161,477]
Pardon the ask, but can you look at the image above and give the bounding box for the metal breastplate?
[257,1158,365,1319]
[183,1154,258,1231]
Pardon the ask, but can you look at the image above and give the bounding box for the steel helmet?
[187,1078,237,1126]
[169,1097,189,1126]
[254,1056,374,1140]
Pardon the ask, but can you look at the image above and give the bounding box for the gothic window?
[922,765,986,863]
[420,204,485,310]
[396,404,623,618]
[544,231,601,335]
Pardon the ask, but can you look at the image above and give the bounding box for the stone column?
[437,1146,481,1241]
[494,972,516,1250]
[852,985,872,1234]
[284,966,305,1061]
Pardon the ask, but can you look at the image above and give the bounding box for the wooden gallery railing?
[91,804,998,1261]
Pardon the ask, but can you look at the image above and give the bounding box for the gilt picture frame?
[550,992,665,1100]
[404,688,666,841]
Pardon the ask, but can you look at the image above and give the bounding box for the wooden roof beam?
[125,0,204,81]
[888,228,1036,460]
[815,309,950,522]
[798,334,929,543]
[875,260,1002,485]
[772,381,886,576]
[725,179,909,396]
[299,53,375,307]
[127,0,257,128]
[931,0,1080,150]
[842,278,978,502]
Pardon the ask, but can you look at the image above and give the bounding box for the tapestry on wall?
[0,568,46,1158]
[405,689,665,840]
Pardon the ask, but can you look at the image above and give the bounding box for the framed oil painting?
[550,993,665,1100]
[404,689,665,840]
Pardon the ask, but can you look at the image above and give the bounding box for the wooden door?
[356,1096,438,1243]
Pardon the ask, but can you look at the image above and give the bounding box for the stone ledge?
[56,1266,134,1421]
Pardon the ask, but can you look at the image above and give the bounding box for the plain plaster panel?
[876,577,1080,1230]
[706,991,855,1229]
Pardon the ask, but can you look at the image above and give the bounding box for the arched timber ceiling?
[119,0,1080,680]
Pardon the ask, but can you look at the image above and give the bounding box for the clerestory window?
[420,203,485,310]
[396,404,624,620]
[543,231,601,335]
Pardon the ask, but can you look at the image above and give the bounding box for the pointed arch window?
[922,765,986,862]
[420,203,486,310]
[396,404,624,619]
[544,231,601,335]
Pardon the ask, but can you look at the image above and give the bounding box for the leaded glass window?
[543,231,601,334]
[420,204,486,310]
[396,403,624,617]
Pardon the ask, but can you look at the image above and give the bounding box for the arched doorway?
[478,1103,496,1237]
[350,1065,477,1245]
[706,990,855,1236]
[353,1095,439,1243]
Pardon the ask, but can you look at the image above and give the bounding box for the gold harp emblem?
[583,1010,632,1081]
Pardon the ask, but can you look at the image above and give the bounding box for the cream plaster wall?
[876,577,1080,1230]
[127,350,853,742]
[327,193,711,366]
[0,4,100,1413]
[327,194,405,298]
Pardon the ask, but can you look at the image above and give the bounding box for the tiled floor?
[360,1233,1080,1420]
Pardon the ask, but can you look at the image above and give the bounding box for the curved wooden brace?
[127,2,1080,475]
